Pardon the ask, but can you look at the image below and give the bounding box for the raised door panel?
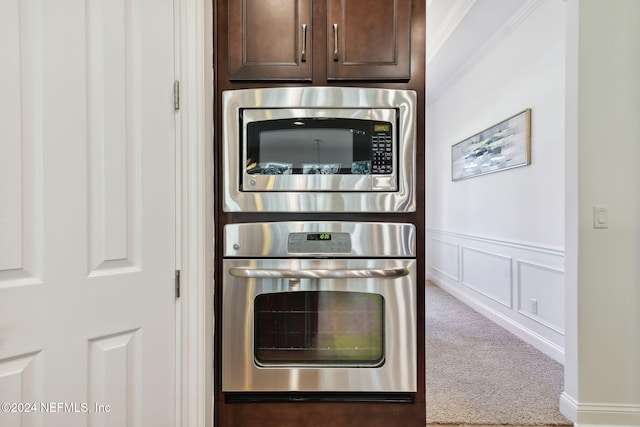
[0,0,43,289]
[228,0,312,80]
[87,0,143,276]
[327,0,411,80]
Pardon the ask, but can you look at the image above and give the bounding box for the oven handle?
[228,267,409,279]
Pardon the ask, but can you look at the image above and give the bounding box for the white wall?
[561,0,640,425]
[426,0,567,362]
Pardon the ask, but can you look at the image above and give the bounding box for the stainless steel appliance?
[222,221,417,398]
[222,86,417,213]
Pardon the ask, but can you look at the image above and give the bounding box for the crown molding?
[426,0,476,64]
[428,0,546,104]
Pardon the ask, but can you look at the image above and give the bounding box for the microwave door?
[241,108,396,193]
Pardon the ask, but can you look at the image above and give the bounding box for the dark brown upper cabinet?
[227,0,411,81]
[228,0,313,80]
[327,0,411,80]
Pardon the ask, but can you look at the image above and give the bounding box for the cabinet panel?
[327,0,411,80]
[228,0,312,80]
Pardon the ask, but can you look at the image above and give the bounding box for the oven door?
[222,258,417,393]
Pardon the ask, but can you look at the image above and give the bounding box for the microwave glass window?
[254,291,384,367]
[245,118,392,175]
[251,128,356,174]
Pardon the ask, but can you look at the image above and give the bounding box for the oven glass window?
[245,118,392,175]
[254,291,384,366]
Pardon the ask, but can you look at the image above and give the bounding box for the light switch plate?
[593,206,608,229]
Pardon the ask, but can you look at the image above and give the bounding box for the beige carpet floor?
[425,282,572,425]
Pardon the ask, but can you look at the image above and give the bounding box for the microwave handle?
[228,267,409,280]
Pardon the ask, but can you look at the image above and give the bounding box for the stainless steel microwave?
[222,87,417,213]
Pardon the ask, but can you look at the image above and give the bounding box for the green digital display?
[307,233,331,241]
[374,123,390,133]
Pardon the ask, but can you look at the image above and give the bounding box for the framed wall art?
[451,109,531,181]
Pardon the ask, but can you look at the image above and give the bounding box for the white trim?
[429,227,564,256]
[560,392,579,423]
[560,392,640,427]
[176,0,214,426]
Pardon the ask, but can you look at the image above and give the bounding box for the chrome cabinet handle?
[301,24,307,62]
[333,23,338,61]
[229,267,409,279]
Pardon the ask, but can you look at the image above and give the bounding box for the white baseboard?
[561,392,640,427]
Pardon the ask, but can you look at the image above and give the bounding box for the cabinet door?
[327,0,411,80]
[228,0,312,80]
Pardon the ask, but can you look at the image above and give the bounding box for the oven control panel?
[287,232,352,254]
[224,222,416,258]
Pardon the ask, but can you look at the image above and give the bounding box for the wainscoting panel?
[518,260,565,333]
[430,238,460,282]
[427,229,565,363]
[461,246,512,308]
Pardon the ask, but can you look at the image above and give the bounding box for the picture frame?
[451,109,531,181]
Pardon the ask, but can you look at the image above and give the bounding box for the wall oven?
[222,221,417,401]
[222,86,417,213]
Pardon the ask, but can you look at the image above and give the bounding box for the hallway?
[426,282,570,425]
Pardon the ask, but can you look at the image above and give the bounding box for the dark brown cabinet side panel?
[327,0,411,80]
[228,0,313,80]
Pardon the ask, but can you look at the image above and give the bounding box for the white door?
[0,1,177,426]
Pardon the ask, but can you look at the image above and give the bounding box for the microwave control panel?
[287,232,352,254]
[371,122,393,174]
